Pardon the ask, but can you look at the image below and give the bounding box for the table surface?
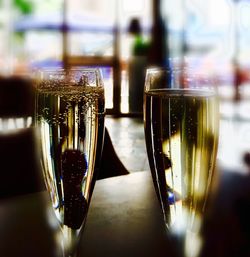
[0,172,174,257]
[1,170,250,257]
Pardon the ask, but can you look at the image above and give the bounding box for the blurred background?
[1,2,250,255]
[1,0,250,174]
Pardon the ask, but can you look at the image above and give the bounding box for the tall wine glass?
[35,68,105,256]
[144,66,219,257]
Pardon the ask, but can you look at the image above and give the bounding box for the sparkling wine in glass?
[144,67,219,257]
[35,68,105,256]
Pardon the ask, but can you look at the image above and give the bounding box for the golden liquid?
[144,89,219,231]
[36,86,105,232]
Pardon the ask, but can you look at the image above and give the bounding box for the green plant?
[14,0,33,14]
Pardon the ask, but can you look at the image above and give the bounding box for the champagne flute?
[144,66,219,257]
[35,68,105,256]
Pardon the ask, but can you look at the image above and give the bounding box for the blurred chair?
[0,76,44,199]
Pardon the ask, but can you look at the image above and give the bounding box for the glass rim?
[145,65,216,79]
[34,67,104,89]
[34,67,102,73]
[144,66,217,93]
[146,66,212,75]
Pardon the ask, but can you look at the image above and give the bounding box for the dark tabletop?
[1,170,250,257]
[0,172,174,257]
